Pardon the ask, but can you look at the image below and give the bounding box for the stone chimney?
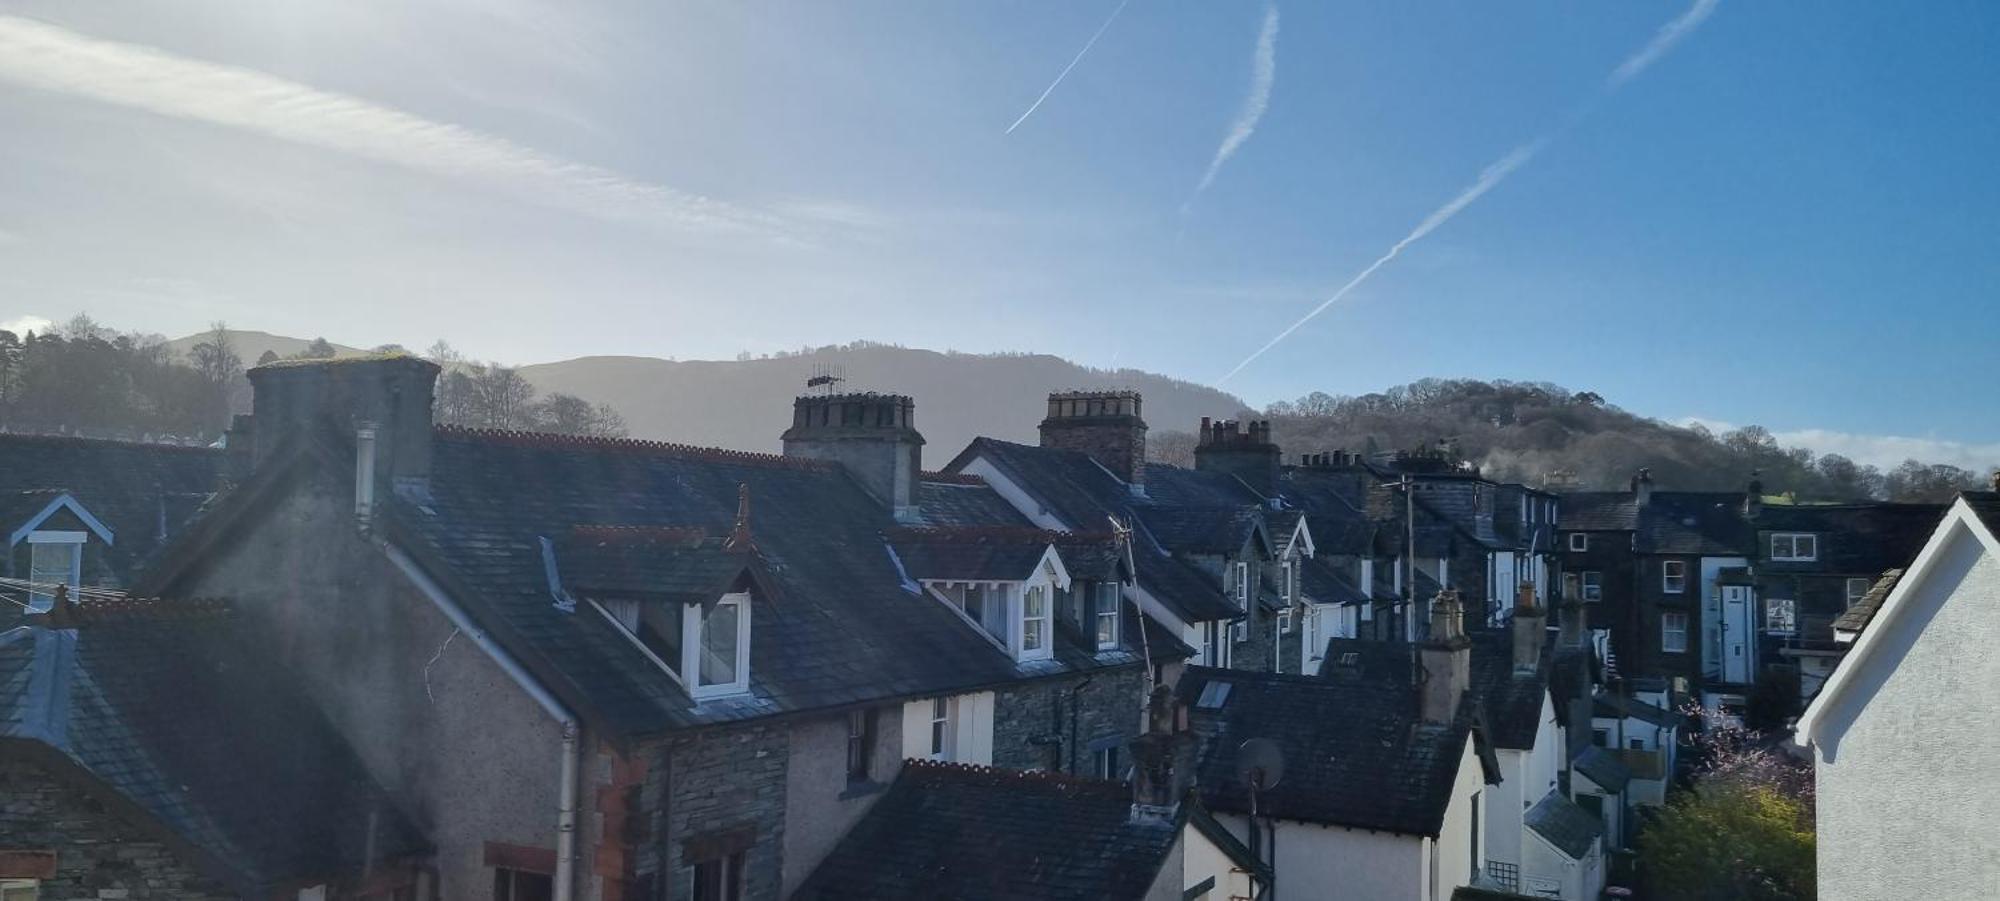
[1512,582,1546,675]
[1419,589,1472,725]
[1744,471,1764,519]
[782,393,924,521]
[245,356,441,501]
[1557,574,1588,651]
[1194,419,1282,496]
[223,414,256,481]
[1129,684,1196,826]
[1039,391,1147,489]
[1630,468,1655,506]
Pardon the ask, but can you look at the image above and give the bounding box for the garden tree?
[536,392,629,438]
[1641,711,1815,900]
[255,350,280,366]
[299,337,337,359]
[186,321,241,389]
[0,326,223,438]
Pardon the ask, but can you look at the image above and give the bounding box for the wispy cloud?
[1218,0,1720,384]
[0,15,783,237]
[1,315,53,336]
[1678,417,2000,472]
[1192,5,1280,199]
[1005,0,1135,135]
[1610,0,1722,87]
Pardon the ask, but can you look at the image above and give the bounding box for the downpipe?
[381,541,581,901]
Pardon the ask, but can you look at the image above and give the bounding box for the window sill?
[839,780,887,801]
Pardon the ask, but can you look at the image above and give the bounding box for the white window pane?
[699,603,740,686]
[27,541,79,613]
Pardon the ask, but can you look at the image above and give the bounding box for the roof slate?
[1831,569,1903,636]
[886,528,1058,583]
[0,602,424,892]
[388,428,1158,740]
[1753,503,1944,574]
[795,762,1184,901]
[1524,790,1602,859]
[1571,745,1633,793]
[1179,665,1474,835]
[1469,628,1553,751]
[0,435,227,587]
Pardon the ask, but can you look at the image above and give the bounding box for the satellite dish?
[1234,737,1286,792]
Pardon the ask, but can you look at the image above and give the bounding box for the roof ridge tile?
[436,425,835,471]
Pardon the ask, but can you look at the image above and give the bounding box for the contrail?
[1192,5,1280,198]
[1217,0,1720,384]
[1005,0,1134,135]
[0,15,783,236]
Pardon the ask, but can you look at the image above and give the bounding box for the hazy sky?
[1,1,1996,468]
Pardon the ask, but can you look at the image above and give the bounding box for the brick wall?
[0,757,234,900]
[992,665,1149,774]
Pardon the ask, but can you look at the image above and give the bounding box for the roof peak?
[0,432,224,455]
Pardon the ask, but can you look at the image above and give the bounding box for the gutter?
[380,540,580,901]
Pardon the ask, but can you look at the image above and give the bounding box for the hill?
[517,343,1244,460]
[160,330,370,366]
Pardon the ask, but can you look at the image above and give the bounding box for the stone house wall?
[0,757,233,901]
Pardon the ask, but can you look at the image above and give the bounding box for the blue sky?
[0,1,1995,467]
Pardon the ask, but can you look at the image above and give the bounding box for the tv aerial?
[805,363,845,395]
[1236,737,1286,897]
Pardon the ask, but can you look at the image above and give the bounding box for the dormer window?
[1771,533,1818,562]
[687,593,751,699]
[26,531,85,613]
[592,592,749,700]
[1021,585,1050,657]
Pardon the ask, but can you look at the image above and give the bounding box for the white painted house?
[1794,493,2000,900]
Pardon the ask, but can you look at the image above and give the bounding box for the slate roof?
[1469,628,1553,751]
[912,479,1034,529]
[1752,503,1945,573]
[0,434,227,586]
[1831,569,1903,636]
[1298,556,1367,606]
[558,526,768,604]
[1571,745,1632,793]
[1964,491,2000,538]
[1559,492,1639,532]
[375,428,1168,740]
[0,600,425,893]
[1593,692,1680,730]
[1524,790,1602,859]
[796,761,1222,901]
[886,527,1060,583]
[1637,492,1753,555]
[945,438,1251,624]
[1179,665,1479,835]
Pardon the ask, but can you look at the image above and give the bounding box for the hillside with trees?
[1232,378,1987,502]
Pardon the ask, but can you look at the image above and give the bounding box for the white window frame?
[1232,561,1250,608]
[1662,612,1689,653]
[928,696,954,760]
[1764,597,1796,633]
[1568,533,1588,552]
[1582,571,1603,602]
[1770,533,1819,562]
[1283,559,1298,605]
[683,592,751,700]
[1093,582,1121,651]
[1019,583,1052,661]
[1661,560,1687,594]
[1277,607,1293,634]
[25,530,86,613]
[1845,577,1872,607]
[1231,618,1248,644]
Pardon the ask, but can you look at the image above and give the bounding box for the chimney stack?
[1512,582,1546,674]
[1039,391,1148,490]
[1194,419,1282,497]
[1744,471,1764,519]
[782,393,924,521]
[1419,589,1471,725]
[1557,575,1588,650]
[1630,468,1654,506]
[246,355,441,505]
[1129,684,1196,825]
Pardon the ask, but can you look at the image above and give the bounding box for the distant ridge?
[163,332,1249,463]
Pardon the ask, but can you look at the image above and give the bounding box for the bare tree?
[186,321,241,388]
[1148,429,1197,468]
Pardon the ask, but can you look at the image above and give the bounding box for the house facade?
[1795,493,2000,900]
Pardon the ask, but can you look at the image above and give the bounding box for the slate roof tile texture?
[795,761,1180,901]
[1179,665,1475,836]
[0,601,425,892]
[1524,790,1603,859]
[0,435,228,587]
[1831,569,1904,635]
[387,428,1161,740]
